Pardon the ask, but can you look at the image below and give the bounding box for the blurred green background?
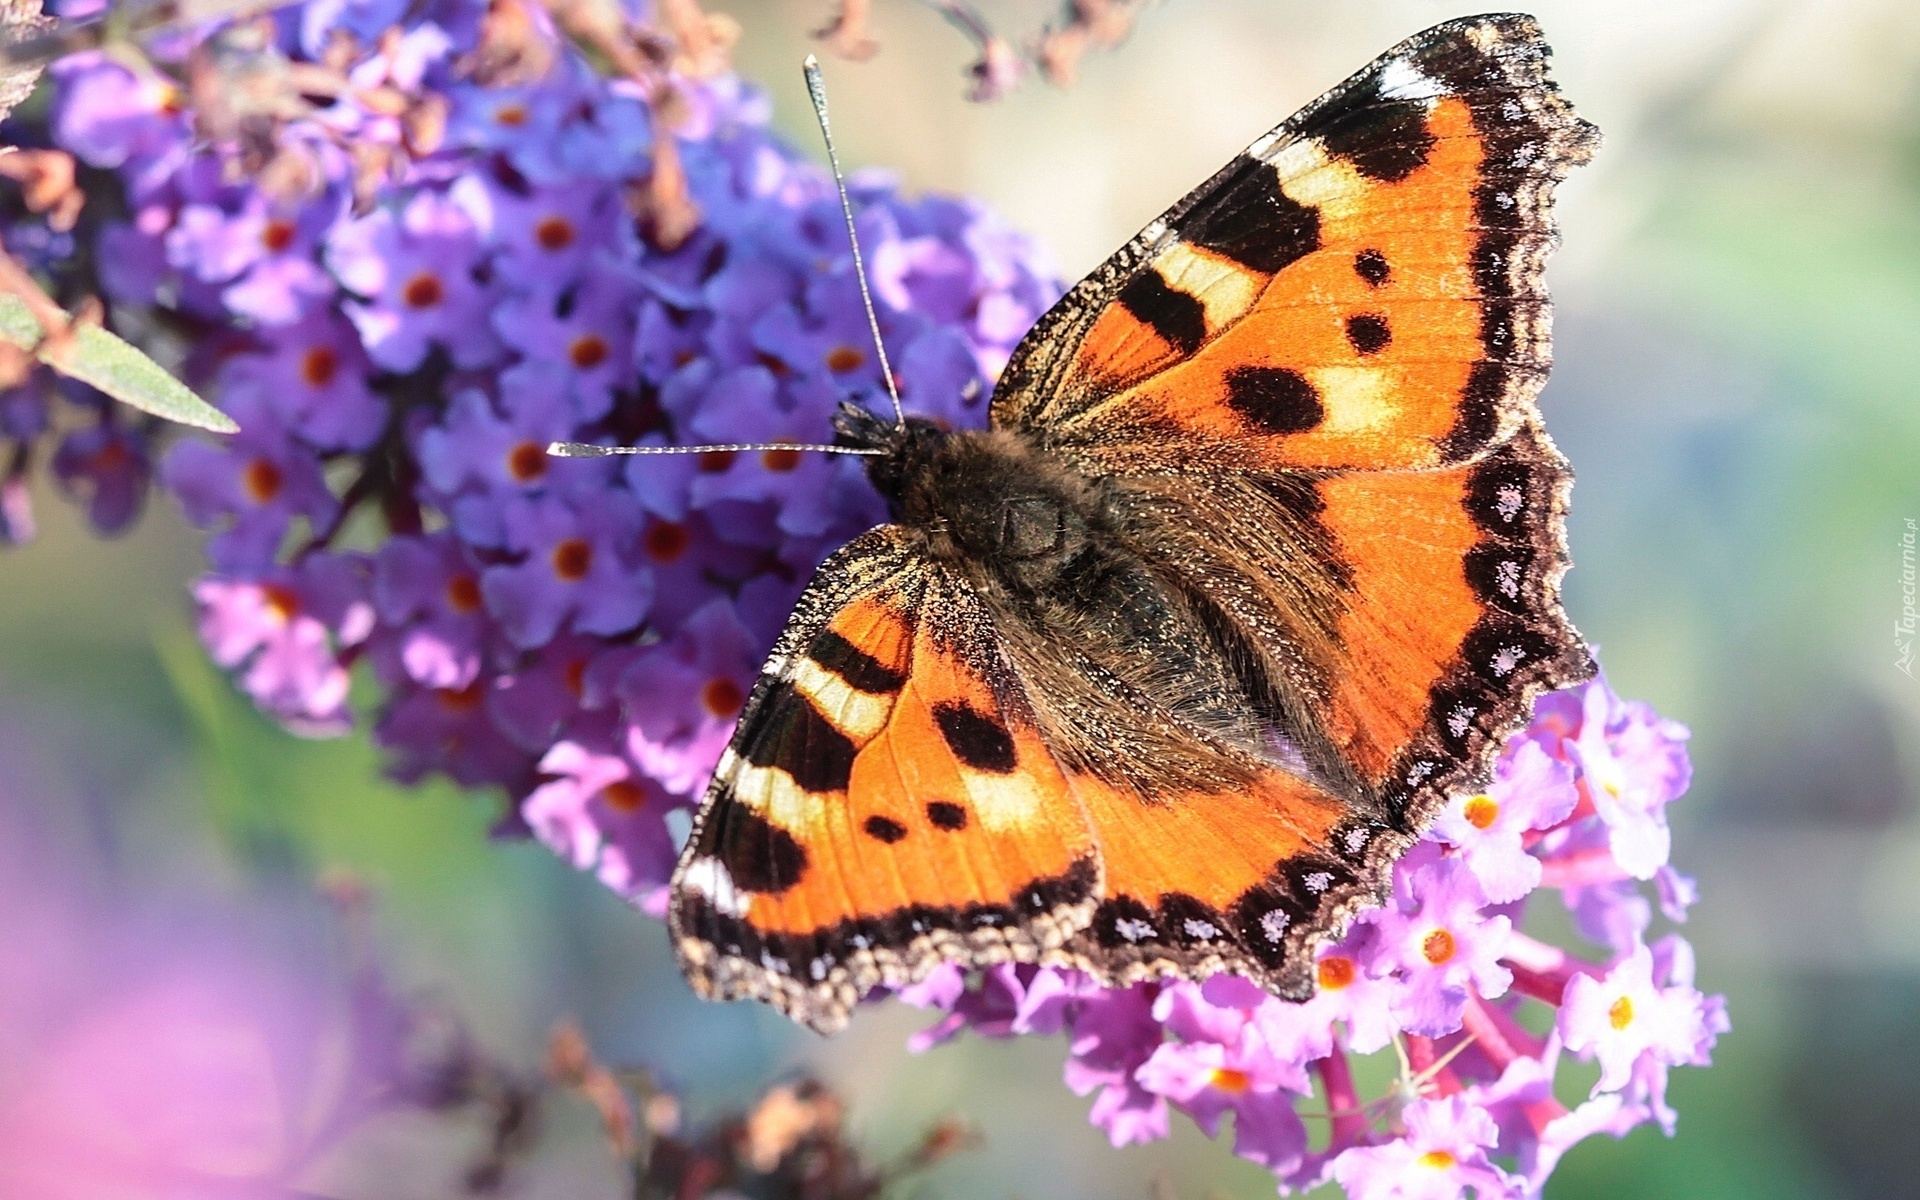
[3,0,1917,1195]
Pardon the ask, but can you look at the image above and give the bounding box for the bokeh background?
[3,0,1917,1195]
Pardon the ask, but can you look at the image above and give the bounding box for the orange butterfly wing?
[994,13,1597,475]
[669,528,1100,1032]
[981,14,1596,985]
[673,14,1600,1027]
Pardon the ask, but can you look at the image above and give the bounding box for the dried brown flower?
[0,149,84,231]
[458,0,558,85]
[813,0,878,62]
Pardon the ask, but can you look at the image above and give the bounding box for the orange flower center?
[243,458,284,503]
[825,344,865,373]
[534,215,576,250]
[260,218,296,253]
[696,450,736,474]
[702,677,745,718]
[494,102,528,127]
[1317,955,1356,990]
[1209,1068,1251,1094]
[445,573,482,614]
[1608,996,1635,1031]
[1422,928,1457,966]
[760,444,801,472]
[261,583,301,621]
[437,682,485,712]
[301,345,339,387]
[645,521,690,562]
[88,439,132,471]
[550,537,592,581]
[1418,1150,1456,1170]
[402,272,444,309]
[569,334,609,369]
[507,440,548,483]
[1463,793,1499,829]
[600,779,647,813]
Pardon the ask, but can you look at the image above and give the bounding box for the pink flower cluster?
[897,675,1727,1198]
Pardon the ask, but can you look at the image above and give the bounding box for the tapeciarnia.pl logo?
[1900,518,1917,678]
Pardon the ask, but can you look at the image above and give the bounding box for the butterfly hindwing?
[993,13,1598,475]
[1058,766,1392,1001]
[670,527,1101,1033]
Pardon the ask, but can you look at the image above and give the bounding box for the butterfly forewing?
[992,13,1599,475]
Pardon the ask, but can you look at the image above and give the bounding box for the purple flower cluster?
[28,0,1054,910]
[899,675,1727,1197]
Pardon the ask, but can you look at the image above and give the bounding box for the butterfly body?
[672,13,1599,1033]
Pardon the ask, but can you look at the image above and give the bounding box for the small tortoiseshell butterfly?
[668,12,1598,1033]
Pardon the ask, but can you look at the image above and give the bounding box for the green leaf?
[0,292,238,433]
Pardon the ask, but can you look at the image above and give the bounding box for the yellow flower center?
[1608,995,1635,1030]
[1463,793,1499,829]
[1209,1068,1250,1094]
[1418,1150,1456,1170]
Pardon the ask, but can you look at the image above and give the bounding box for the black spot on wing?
[1315,79,1435,183]
[1118,269,1207,356]
[931,700,1017,774]
[1345,313,1392,356]
[1156,892,1231,948]
[1172,155,1321,274]
[1089,895,1159,949]
[863,815,907,844]
[1354,248,1391,287]
[1464,443,1544,533]
[1223,365,1322,435]
[742,684,856,793]
[1464,541,1536,613]
[926,801,968,831]
[1439,362,1507,462]
[1227,881,1306,973]
[808,628,906,694]
[716,806,808,893]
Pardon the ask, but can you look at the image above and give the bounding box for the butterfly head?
[831,400,951,507]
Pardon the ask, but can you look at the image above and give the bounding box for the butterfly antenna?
[804,54,905,431]
[547,440,882,458]
[548,59,904,461]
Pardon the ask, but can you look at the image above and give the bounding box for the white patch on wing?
[681,856,752,917]
[733,762,828,832]
[1267,140,1368,227]
[957,767,1047,832]
[791,658,892,741]
[1260,909,1291,943]
[1153,241,1262,334]
[1309,366,1396,434]
[1376,58,1448,102]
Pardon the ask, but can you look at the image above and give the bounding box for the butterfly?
[666,12,1598,1033]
